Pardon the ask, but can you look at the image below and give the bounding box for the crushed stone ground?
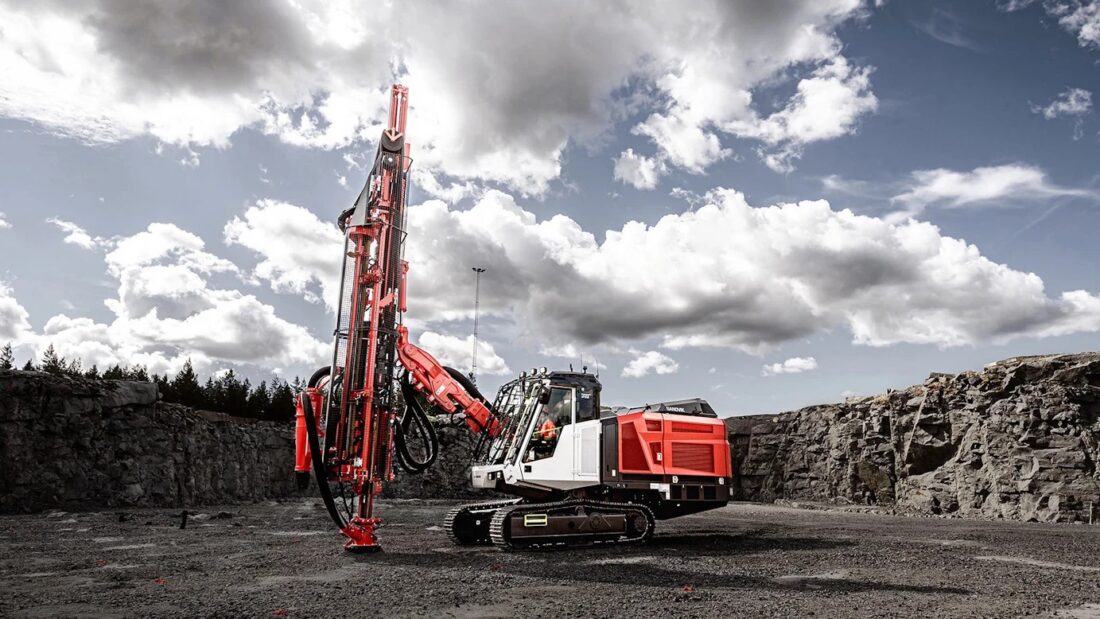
[3,500,1100,618]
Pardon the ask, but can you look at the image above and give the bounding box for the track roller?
[443,499,522,546]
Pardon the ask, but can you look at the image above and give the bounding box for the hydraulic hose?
[301,368,348,530]
[395,373,439,473]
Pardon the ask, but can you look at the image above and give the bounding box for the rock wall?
[0,370,489,513]
[727,353,1100,523]
[0,370,303,513]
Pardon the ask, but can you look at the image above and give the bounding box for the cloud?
[725,57,878,172]
[1033,88,1093,119]
[613,149,668,190]
[1052,1,1100,48]
[888,164,1095,221]
[0,1,877,195]
[1004,1,1100,49]
[417,331,510,376]
[622,350,679,378]
[13,219,328,375]
[0,282,32,341]
[384,188,1100,352]
[223,200,344,310]
[910,7,981,51]
[762,356,818,375]
[0,212,10,229]
[46,217,102,249]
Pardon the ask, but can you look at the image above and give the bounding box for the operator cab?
[472,369,602,496]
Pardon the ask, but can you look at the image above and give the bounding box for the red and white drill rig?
[295,85,732,553]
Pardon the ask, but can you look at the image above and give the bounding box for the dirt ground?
[3,500,1100,618]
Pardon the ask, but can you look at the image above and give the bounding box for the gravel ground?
[3,500,1100,618]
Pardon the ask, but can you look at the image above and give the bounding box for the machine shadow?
[369,530,968,596]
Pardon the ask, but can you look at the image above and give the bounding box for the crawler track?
[443,499,521,545]
[488,499,654,550]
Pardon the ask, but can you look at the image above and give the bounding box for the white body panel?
[470,419,603,492]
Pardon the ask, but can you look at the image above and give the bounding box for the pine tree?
[84,365,100,379]
[219,372,249,415]
[64,357,83,377]
[202,377,220,411]
[247,380,272,419]
[267,379,297,423]
[152,373,170,399]
[40,345,65,375]
[170,359,204,409]
[128,365,149,382]
[103,364,126,379]
[21,359,35,371]
[0,343,13,370]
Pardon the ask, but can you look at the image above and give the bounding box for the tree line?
[0,342,300,423]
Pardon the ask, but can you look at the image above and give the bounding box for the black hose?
[300,377,347,531]
[443,366,490,404]
[442,366,494,433]
[395,373,439,473]
[308,366,331,388]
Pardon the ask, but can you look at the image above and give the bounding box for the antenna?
[470,267,486,386]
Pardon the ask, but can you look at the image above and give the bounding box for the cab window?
[525,386,573,462]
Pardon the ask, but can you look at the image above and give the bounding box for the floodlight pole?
[471,267,486,386]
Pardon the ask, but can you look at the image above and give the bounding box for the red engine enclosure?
[614,411,730,479]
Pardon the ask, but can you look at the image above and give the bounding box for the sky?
[1,0,1099,416]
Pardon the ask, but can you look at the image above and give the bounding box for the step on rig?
[296,85,733,553]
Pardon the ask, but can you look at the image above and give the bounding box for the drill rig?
[295,85,731,553]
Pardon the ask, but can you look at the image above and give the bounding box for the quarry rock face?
[0,371,302,512]
[6,353,1100,522]
[727,353,1100,523]
[0,370,487,512]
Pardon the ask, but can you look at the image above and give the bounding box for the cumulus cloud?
[725,57,878,172]
[0,212,10,229]
[1004,1,1100,48]
[613,149,668,190]
[0,1,877,195]
[762,356,818,375]
[224,200,344,310]
[46,217,103,249]
[888,164,1095,221]
[417,331,510,376]
[0,282,32,341]
[385,188,1100,352]
[12,220,328,375]
[622,351,679,378]
[1053,1,1100,48]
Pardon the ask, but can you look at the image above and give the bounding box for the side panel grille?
[670,443,714,472]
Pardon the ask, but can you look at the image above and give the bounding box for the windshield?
[479,376,546,466]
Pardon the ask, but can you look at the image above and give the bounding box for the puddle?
[1052,603,1100,618]
[254,565,359,587]
[975,555,1100,572]
[270,531,326,537]
[102,543,156,551]
[586,556,657,565]
[773,570,850,586]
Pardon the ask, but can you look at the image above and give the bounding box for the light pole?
[471,267,486,386]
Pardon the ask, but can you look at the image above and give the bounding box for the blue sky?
[1,0,1099,415]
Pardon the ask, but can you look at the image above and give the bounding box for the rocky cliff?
[0,370,487,513]
[727,352,1100,523]
[0,370,303,512]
